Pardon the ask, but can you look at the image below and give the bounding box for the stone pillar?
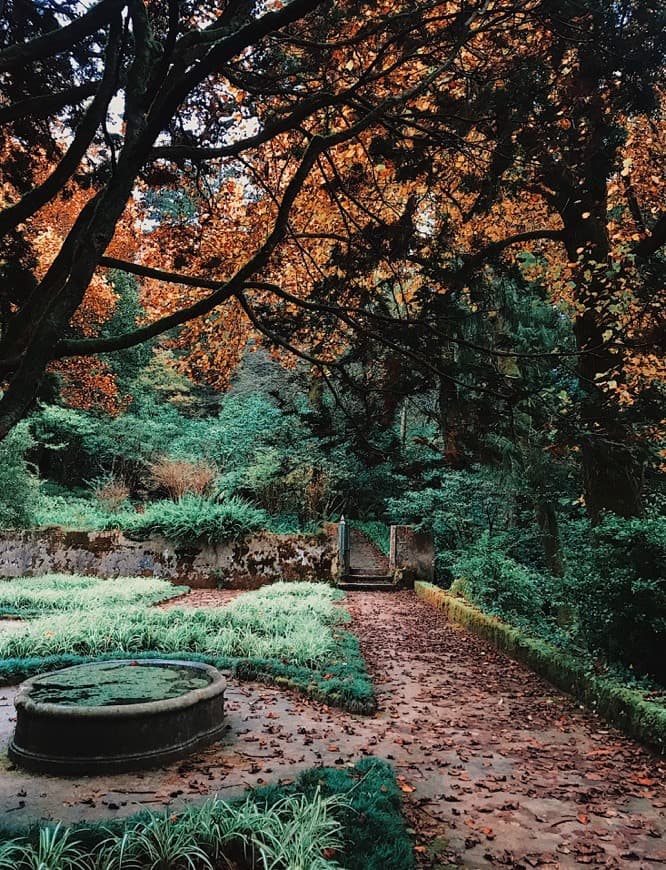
[389,525,434,583]
[337,517,350,578]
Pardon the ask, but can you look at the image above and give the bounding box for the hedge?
[415,581,666,753]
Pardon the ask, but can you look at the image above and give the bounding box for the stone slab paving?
[0,589,663,869]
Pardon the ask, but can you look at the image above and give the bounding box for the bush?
[0,422,37,529]
[90,475,131,512]
[451,534,545,622]
[122,494,267,546]
[568,515,666,681]
[148,457,217,500]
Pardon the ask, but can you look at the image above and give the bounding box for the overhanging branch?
[0,0,121,72]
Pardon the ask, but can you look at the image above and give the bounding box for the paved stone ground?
[0,589,664,868]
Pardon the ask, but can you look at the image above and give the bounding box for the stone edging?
[415,581,666,754]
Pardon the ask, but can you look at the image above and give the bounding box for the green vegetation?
[0,422,37,529]
[0,760,412,870]
[567,515,666,683]
[416,582,666,754]
[0,574,187,618]
[390,463,666,693]
[1,305,663,710]
[0,581,375,713]
[122,494,268,546]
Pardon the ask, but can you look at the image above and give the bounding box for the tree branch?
[148,92,346,163]
[99,257,223,290]
[0,0,121,72]
[441,228,565,282]
[0,16,123,237]
[55,132,334,358]
[0,83,98,124]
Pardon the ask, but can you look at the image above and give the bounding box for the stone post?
[389,525,434,584]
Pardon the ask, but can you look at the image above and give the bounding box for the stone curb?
[415,581,666,754]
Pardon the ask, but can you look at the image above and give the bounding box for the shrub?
[148,457,217,500]
[568,515,666,681]
[451,533,545,622]
[0,422,37,529]
[121,494,267,546]
[90,475,131,512]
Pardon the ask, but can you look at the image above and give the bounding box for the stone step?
[338,580,396,591]
[348,567,391,576]
[342,573,394,585]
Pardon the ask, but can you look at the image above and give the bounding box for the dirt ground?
[0,589,664,868]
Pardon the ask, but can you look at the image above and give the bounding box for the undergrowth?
[0,759,413,870]
[119,495,267,546]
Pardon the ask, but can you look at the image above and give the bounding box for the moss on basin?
[9,659,226,774]
[28,661,211,707]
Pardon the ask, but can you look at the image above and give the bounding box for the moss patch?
[416,582,666,754]
[27,660,212,707]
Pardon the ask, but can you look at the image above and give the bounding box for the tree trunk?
[535,500,564,576]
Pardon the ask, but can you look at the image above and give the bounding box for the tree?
[0,0,499,435]
[1,0,663,522]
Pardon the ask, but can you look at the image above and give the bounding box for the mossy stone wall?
[0,528,335,589]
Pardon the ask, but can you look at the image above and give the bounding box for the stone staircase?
[339,528,395,590]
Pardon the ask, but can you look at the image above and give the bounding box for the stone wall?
[389,525,434,583]
[0,528,335,589]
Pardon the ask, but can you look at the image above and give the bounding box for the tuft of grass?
[0,574,188,618]
[0,760,412,870]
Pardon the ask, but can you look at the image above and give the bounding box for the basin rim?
[14,658,226,718]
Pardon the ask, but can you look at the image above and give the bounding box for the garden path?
[0,589,664,868]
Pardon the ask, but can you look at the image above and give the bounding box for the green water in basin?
[28,661,212,707]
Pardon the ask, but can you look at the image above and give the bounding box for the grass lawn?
[0,579,375,713]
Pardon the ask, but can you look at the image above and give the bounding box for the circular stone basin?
[9,660,226,775]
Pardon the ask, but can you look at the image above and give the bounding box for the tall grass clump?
[0,790,349,870]
[0,760,411,870]
[122,494,267,546]
[0,583,340,665]
[0,574,187,618]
